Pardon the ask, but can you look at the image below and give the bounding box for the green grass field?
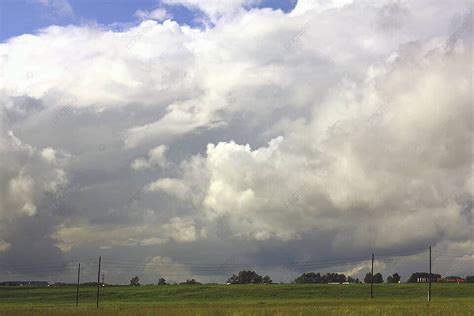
[0,283,473,315]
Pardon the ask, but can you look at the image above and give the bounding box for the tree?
[364,273,383,284]
[262,275,272,284]
[374,273,383,283]
[227,274,239,284]
[364,273,371,283]
[227,271,267,284]
[158,278,167,285]
[294,272,322,284]
[294,272,346,284]
[130,276,140,286]
[323,273,346,283]
[466,276,474,283]
[347,276,359,284]
[180,279,201,285]
[387,273,401,283]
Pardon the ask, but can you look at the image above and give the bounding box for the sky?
[0,0,472,285]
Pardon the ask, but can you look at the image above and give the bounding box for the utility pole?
[428,246,432,302]
[96,256,101,309]
[76,263,81,307]
[370,253,374,299]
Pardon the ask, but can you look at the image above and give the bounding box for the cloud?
[0,0,472,282]
[34,0,74,19]
[40,147,57,163]
[134,8,170,21]
[0,131,70,222]
[0,130,71,268]
[162,217,205,242]
[52,224,154,251]
[9,172,36,216]
[338,260,386,277]
[146,23,472,252]
[131,145,169,170]
[51,215,204,251]
[146,178,190,200]
[290,0,354,16]
[162,0,258,22]
[0,239,11,252]
[144,256,194,282]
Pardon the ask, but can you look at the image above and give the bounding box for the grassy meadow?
[0,283,473,315]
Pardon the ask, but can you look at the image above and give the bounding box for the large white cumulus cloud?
[163,36,473,247]
[0,0,472,281]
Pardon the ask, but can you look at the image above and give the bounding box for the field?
[0,283,473,315]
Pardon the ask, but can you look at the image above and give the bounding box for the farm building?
[409,272,442,283]
[438,277,465,283]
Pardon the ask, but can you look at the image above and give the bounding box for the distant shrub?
[180,279,201,285]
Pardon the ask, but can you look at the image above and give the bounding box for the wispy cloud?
[34,0,74,19]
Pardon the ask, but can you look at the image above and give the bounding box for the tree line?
[127,271,474,286]
[293,272,400,284]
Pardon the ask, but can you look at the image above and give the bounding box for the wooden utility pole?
[76,263,81,307]
[96,256,101,308]
[370,253,374,299]
[428,247,432,302]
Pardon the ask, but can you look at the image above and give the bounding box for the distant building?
[409,272,441,283]
[438,277,465,283]
[416,276,439,283]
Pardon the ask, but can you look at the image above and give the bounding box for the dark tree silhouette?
[180,279,201,285]
[227,271,269,284]
[158,278,167,285]
[130,276,140,286]
[294,272,347,284]
[387,273,401,283]
[294,272,322,284]
[262,275,272,284]
[364,272,383,284]
[347,276,360,283]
